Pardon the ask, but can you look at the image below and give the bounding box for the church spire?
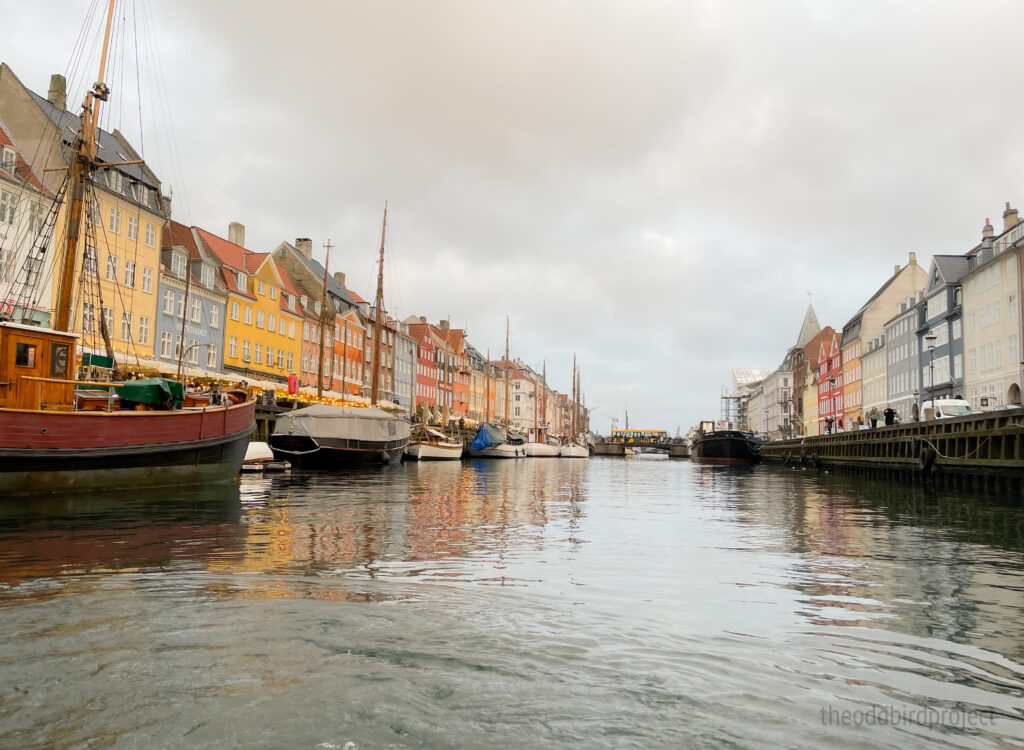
[795,303,821,349]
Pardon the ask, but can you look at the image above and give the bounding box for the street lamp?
[925,332,938,409]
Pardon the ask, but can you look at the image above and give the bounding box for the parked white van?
[922,399,974,419]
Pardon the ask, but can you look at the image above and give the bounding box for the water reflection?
[0,483,243,593]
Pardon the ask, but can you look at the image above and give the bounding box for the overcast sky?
[6,0,1024,432]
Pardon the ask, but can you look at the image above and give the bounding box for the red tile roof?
[0,121,52,195]
[347,289,367,304]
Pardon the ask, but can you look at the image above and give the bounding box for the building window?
[160,331,173,358]
[82,302,95,333]
[120,311,132,340]
[144,222,156,247]
[288,321,295,338]
[209,306,219,329]
[108,207,121,234]
[236,271,246,289]
[200,265,214,288]
[255,343,263,363]
[0,189,17,224]
[265,346,274,366]
[171,253,187,279]
[269,286,277,300]
[103,306,114,334]
[124,260,136,288]
[138,316,150,345]
[176,293,185,319]
[106,254,118,281]
[258,280,266,296]
[191,298,202,323]
[287,353,294,371]
[244,306,252,325]
[142,267,153,293]
[205,345,216,369]
[242,340,251,361]
[277,350,284,368]
[229,336,237,358]
[278,318,286,336]
[256,310,264,329]
[268,313,276,332]
[127,214,138,240]
[230,301,239,321]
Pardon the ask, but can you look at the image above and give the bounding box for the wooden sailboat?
[560,355,589,458]
[525,361,558,457]
[0,0,255,495]
[405,321,462,460]
[270,205,410,467]
[468,316,523,458]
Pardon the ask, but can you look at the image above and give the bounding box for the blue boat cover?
[470,423,506,451]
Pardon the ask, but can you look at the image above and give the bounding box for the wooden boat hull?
[405,440,463,460]
[559,443,590,458]
[525,442,560,457]
[0,401,256,495]
[468,443,525,458]
[691,432,760,464]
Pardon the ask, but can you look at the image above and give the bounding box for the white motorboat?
[559,442,589,458]
[405,427,463,460]
[525,440,560,457]
[242,441,291,472]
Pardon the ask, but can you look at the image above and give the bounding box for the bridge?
[593,429,678,455]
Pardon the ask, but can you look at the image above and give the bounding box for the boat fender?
[919,444,937,473]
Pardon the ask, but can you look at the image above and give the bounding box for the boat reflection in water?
[0,483,244,590]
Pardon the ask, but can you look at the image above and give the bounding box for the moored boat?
[242,441,291,472]
[468,422,526,458]
[270,404,410,467]
[0,4,256,496]
[690,422,761,464]
[559,442,589,458]
[405,426,463,460]
[525,439,560,457]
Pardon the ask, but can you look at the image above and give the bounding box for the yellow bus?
[609,429,669,444]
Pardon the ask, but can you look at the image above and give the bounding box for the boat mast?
[504,316,510,431]
[485,348,491,422]
[54,0,117,332]
[570,354,576,442]
[317,239,332,402]
[442,319,451,426]
[370,203,386,405]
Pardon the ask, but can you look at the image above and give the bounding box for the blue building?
[917,255,969,403]
[393,324,417,412]
[155,221,228,375]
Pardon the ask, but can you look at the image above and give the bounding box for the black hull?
[269,434,407,468]
[691,432,761,464]
[0,425,253,495]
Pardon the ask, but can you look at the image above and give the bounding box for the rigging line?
[93,187,141,366]
[143,1,191,226]
[132,0,144,160]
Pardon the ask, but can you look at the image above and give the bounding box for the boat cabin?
[0,322,77,411]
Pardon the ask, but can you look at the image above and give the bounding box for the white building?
[962,206,1023,409]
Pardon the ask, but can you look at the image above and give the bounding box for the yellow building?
[196,224,303,384]
[0,65,163,360]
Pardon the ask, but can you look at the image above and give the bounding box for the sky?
[5,0,1024,433]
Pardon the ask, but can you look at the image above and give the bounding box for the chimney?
[983,217,994,238]
[47,74,67,111]
[228,221,245,247]
[333,271,346,288]
[893,264,901,276]
[1003,202,1019,232]
[419,316,426,323]
[296,237,313,259]
[908,251,917,265]
[439,319,450,330]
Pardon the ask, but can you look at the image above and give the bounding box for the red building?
[817,332,843,433]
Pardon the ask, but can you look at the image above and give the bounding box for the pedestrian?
[883,404,896,426]
[825,416,834,434]
[837,418,844,433]
[868,406,880,429]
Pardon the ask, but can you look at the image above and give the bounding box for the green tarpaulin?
[114,378,185,409]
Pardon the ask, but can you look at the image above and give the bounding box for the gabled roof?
[193,227,256,299]
[0,118,51,194]
[276,241,358,307]
[26,88,160,204]
[929,255,971,290]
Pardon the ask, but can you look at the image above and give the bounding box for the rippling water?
[1,458,1023,748]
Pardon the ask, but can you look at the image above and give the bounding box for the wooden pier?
[759,408,1024,494]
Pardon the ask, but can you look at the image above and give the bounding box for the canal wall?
[593,442,626,456]
[759,408,1024,493]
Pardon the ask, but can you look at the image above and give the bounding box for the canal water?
[1,458,1023,749]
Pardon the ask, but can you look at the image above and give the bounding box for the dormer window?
[200,264,214,288]
[106,169,123,193]
[1,147,16,174]
[170,252,186,280]
[300,295,308,308]
[236,271,246,289]
[286,294,295,311]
